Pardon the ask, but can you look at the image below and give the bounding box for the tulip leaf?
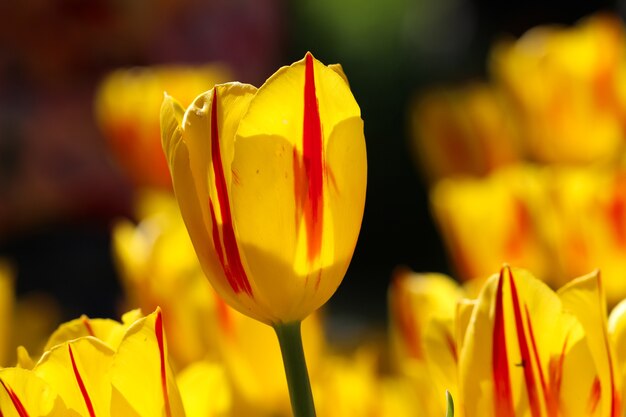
[445,390,454,417]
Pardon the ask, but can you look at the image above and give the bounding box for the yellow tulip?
[460,266,623,417]
[161,52,367,325]
[0,260,62,369]
[0,367,69,416]
[313,349,422,417]
[532,166,626,304]
[388,269,463,416]
[95,64,231,189]
[491,14,625,164]
[389,265,626,417]
[430,165,549,283]
[1,309,197,417]
[411,83,520,183]
[176,360,231,417]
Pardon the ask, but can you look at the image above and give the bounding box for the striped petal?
[0,368,69,417]
[558,271,622,417]
[110,308,185,417]
[231,53,365,322]
[34,338,115,417]
[460,266,586,417]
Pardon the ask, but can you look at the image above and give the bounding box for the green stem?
[273,321,317,417]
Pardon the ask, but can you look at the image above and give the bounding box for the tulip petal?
[44,316,128,352]
[236,53,360,149]
[34,338,114,417]
[609,299,626,406]
[177,361,231,417]
[110,309,185,417]
[558,271,622,417]
[232,117,365,322]
[460,267,585,417]
[0,368,71,417]
[161,91,258,317]
[456,298,476,354]
[320,116,367,302]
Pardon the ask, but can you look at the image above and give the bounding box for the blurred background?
[0,0,618,332]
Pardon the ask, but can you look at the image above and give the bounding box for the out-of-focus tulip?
[535,166,626,304]
[411,83,520,183]
[161,52,367,325]
[95,64,231,189]
[0,260,61,369]
[430,165,549,283]
[112,190,218,368]
[0,261,14,368]
[177,361,231,417]
[388,269,463,416]
[491,14,626,164]
[214,298,324,417]
[313,349,421,417]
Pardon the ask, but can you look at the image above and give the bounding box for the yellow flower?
[0,309,225,417]
[460,267,622,417]
[532,166,626,304]
[161,52,367,324]
[313,349,422,417]
[491,13,625,164]
[431,162,626,304]
[411,83,520,183]
[388,269,463,416]
[430,165,548,283]
[95,64,231,189]
[391,265,625,417]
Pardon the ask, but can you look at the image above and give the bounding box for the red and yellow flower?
[96,64,231,189]
[390,265,626,417]
[160,52,367,325]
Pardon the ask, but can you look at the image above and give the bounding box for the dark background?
[0,0,617,325]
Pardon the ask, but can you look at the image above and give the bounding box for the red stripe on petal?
[209,89,252,296]
[493,270,515,417]
[524,305,551,414]
[81,315,95,337]
[444,328,458,363]
[588,377,601,414]
[507,270,541,417]
[391,280,422,360]
[68,345,96,417]
[0,378,30,417]
[301,53,324,264]
[547,334,569,417]
[155,309,172,417]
